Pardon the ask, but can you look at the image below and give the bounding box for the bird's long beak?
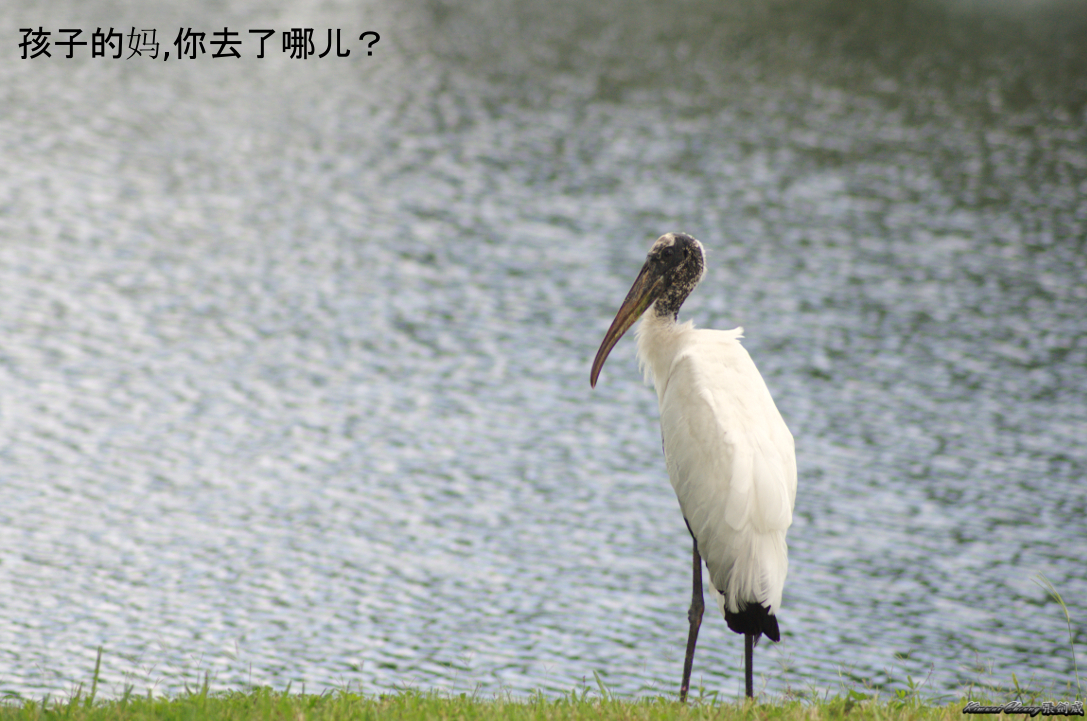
[590,263,663,388]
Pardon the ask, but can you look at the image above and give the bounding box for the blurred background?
[1,0,1085,702]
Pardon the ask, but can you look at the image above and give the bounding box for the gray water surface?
[1,0,1085,701]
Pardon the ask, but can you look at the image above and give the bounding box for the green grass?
[1,657,1082,721]
[0,687,1023,721]
[1,644,1082,721]
[1,672,1082,721]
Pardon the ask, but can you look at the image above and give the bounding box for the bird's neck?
[653,285,688,321]
[635,305,691,394]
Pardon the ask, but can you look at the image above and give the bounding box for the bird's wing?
[657,329,795,612]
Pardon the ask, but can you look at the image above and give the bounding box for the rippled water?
[1,0,1085,702]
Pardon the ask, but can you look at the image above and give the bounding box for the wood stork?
[590,232,796,700]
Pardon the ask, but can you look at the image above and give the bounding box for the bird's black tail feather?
[724,601,780,644]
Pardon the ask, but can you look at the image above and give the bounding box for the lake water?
[1,0,1085,702]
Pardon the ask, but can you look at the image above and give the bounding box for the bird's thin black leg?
[744,632,754,699]
[679,527,704,702]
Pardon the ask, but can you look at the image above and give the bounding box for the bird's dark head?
[590,232,705,387]
[645,232,705,318]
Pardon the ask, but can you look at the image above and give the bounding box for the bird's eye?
[661,246,674,260]
[683,247,689,258]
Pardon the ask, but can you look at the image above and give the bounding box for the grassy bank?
[0,688,986,721]
[4,682,1085,721]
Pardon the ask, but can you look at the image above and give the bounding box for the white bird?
[590,232,796,700]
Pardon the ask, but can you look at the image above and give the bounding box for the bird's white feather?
[636,309,796,616]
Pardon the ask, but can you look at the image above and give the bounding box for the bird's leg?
[679,528,704,702]
[744,632,754,699]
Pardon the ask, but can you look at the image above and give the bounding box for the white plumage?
[591,232,796,700]
[636,312,796,620]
